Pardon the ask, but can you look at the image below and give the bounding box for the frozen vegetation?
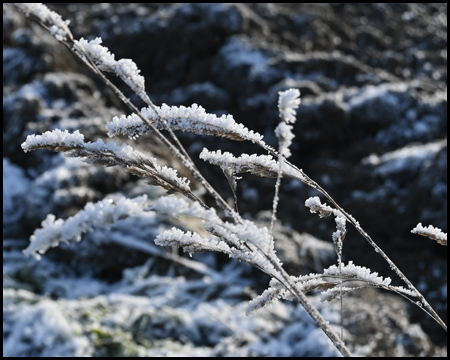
[3,3,447,357]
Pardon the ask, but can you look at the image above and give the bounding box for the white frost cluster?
[275,88,301,158]
[246,287,280,316]
[23,195,148,260]
[74,37,146,100]
[248,258,424,313]
[332,214,347,244]
[411,223,447,245]
[305,196,334,218]
[21,129,191,193]
[324,261,392,287]
[278,88,301,124]
[88,139,193,192]
[199,148,304,180]
[107,103,264,143]
[21,129,143,162]
[158,168,190,192]
[151,196,279,277]
[306,197,347,257]
[11,3,72,41]
[246,275,326,316]
[115,59,146,97]
[152,195,220,223]
[74,37,115,72]
[155,227,232,257]
[21,129,85,152]
[153,196,273,253]
[227,219,273,254]
[88,139,144,162]
[274,122,295,158]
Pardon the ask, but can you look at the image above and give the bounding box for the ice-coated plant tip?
[9,3,446,357]
[411,223,447,246]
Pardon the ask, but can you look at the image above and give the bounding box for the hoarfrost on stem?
[23,196,148,260]
[305,196,334,218]
[324,261,392,287]
[199,148,305,180]
[21,129,192,194]
[21,129,85,152]
[74,37,146,101]
[107,103,264,143]
[9,3,72,41]
[155,227,232,257]
[275,88,301,158]
[152,195,220,223]
[278,88,301,124]
[74,37,116,72]
[411,223,447,246]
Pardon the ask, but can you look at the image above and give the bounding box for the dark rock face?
[4,3,447,354]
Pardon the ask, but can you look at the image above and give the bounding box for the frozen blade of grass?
[411,223,447,246]
[22,129,199,200]
[278,88,301,124]
[74,37,116,72]
[107,104,264,143]
[23,196,148,260]
[152,195,220,223]
[199,149,306,181]
[21,129,85,152]
[246,287,281,316]
[8,3,73,41]
[271,88,301,236]
[74,37,147,103]
[155,227,232,257]
[324,261,392,287]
